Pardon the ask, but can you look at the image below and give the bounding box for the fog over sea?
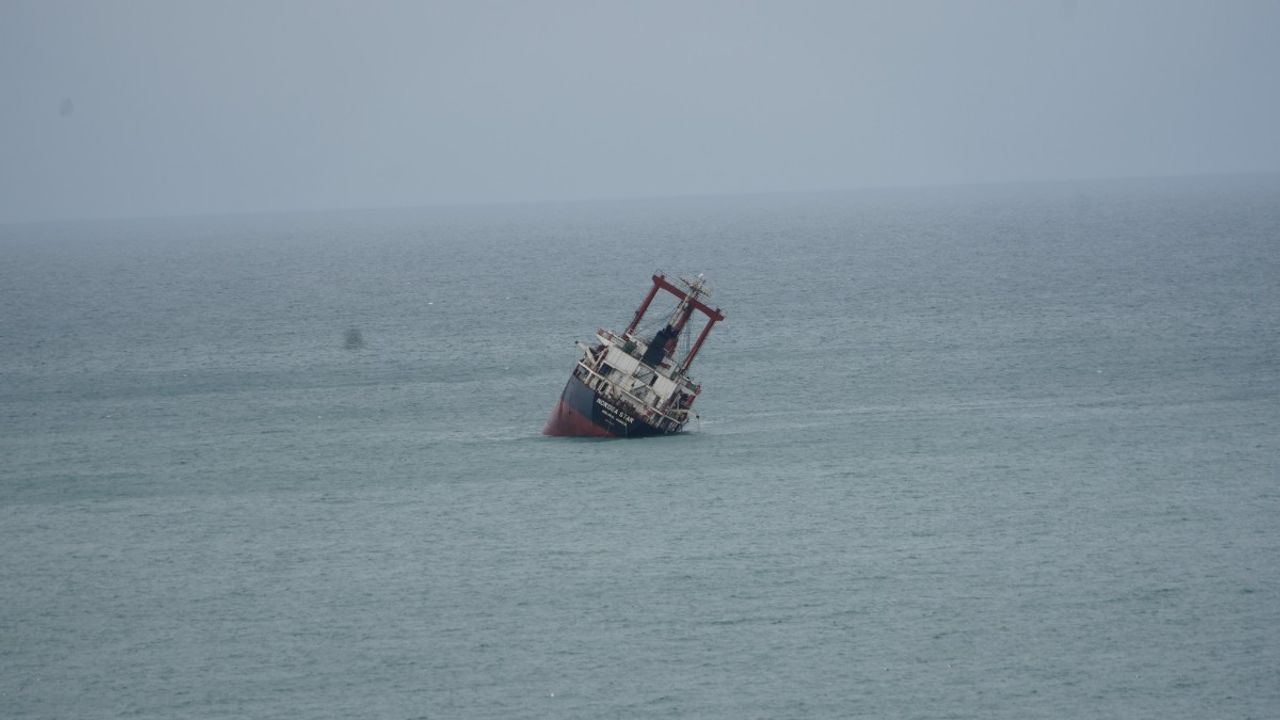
[2,174,1277,719]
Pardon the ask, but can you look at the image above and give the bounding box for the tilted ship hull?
[544,273,724,438]
[545,372,668,438]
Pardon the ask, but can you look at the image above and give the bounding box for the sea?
[2,174,1277,719]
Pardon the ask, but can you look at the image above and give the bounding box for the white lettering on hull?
[594,396,634,427]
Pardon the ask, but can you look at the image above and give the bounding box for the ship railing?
[575,359,690,427]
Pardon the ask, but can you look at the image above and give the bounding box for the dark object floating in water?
[544,273,724,438]
[343,328,364,349]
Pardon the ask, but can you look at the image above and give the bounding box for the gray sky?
[2,0,1278,222]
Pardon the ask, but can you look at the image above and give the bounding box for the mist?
[2,0,1277,223]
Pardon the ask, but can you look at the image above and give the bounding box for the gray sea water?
[2,175,1278,719]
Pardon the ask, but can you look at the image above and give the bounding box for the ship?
[544,273,725,438]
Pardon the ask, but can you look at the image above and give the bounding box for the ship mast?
[625,273,724,373]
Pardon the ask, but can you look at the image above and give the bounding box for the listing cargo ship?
[544,273,724,438]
